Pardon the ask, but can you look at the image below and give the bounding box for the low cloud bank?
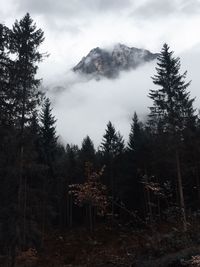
[48,62,155,146]
[47,47,200,147]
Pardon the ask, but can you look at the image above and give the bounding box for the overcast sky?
[1,0,200,146]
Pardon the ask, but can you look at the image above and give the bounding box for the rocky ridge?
[73,43,159,78]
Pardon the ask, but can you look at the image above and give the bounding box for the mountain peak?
[73,44,159,79]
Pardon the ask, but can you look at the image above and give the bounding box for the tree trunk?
[23,176,27,247]
[67,193,73,228]
[88,204,93,233]
[175,149,187,231]
[144,174,153,226]
[42,176,46,245]
[195,162,200,204]
[17,81,26,250]
[110,157,114,221]
[17,145,24,251]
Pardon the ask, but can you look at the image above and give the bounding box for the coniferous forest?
[1,13,200,267]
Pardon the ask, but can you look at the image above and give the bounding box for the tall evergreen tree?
[10,13,45,131]
[149,43,195,134]
[128,112,143,153]
[128,112,153,175]
[101,121,124,216]
[148,43,196,230]
[0,23,11,125]
[38,98,58,242]
[40,97,57,168]
[80,135,96,166]
[0,14,46,261]
[101,121,124,158]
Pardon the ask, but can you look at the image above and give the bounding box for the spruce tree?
[39,98,58,240]
[0,23,13,126]
[3,13,46,253]
[101,121,124,217]
[148,43,196,230]
[80,135,96,165]
[149,43,195,134]
[10,13,45,131]
[128,112,143,153]
[101,121,124,158]
[40,98,57,168]
[127,112,151,176]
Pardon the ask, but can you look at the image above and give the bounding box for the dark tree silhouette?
[40,98,57,168]
[148,43,196,230]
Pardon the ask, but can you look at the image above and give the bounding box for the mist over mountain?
[48,45,200,147]
[73,43,159,79]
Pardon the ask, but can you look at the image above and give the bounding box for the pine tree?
[40,98,57,168]
[80,135,96,166]
[65,144,80,227]
[10,13,45,131]
[101,121,124,217]
[101,121,124,158]
[148,43,196,230]
[128,112,143,153]
[149,43,195,135]
[127,112,150,174]
[0,23,10,125]
[38,98,58,242]
[3,13,46,254]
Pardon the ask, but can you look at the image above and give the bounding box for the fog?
[2,0,200,147]
[47,63,154,146]
[47,46,200,147]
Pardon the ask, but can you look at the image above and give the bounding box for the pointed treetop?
[11,12,45,61]
[101,121,124,157]
[128,112,143,152]
[148,43,196,134]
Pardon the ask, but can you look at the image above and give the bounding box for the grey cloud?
[133,0,179,18]
[14,0,131,34]
[98,0,131,11]
[180,0,200,14]
[132,0,200,18]
[45,18,81,35]
[4,0,200,26]
[16,0,131,17]
[16,0,70,16]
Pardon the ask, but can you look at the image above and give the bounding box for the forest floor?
[16,221,200,267]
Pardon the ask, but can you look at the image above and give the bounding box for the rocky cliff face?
[73,43,159,78]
